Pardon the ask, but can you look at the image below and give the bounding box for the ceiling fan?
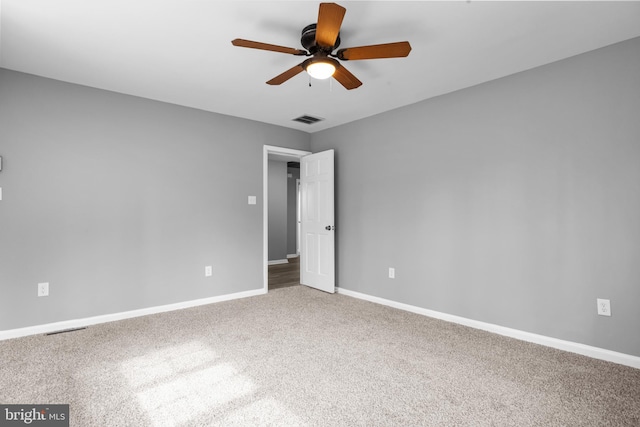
[231,2,412,90]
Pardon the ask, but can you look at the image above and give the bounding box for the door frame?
[296,178,301,256]
[263,145,312,292]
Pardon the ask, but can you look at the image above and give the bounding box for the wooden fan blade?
[232,39,307,56]
[333,65,362,90]
[316,3,346,48]
[266,64,305,85]
[337,41,412,60]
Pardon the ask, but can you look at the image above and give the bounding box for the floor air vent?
[45,327,87,336]
[293,115,324,125]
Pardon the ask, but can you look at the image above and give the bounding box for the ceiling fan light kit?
[232,2,411,90]
[304,57,338,80]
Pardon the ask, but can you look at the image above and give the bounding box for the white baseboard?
[287,254,299,259]
[0,288,266,341]
[337,287,640,370]
[268,259,289,265]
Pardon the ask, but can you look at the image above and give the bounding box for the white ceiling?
[2,1,639,133]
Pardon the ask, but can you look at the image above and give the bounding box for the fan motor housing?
[301,24,340,53]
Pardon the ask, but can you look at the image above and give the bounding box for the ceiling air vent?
[292,115,324,125]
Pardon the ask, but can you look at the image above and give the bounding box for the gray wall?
[287,165,300,255]
[311,37,640,357]
[268,160,288,261]
[0,69,310,330]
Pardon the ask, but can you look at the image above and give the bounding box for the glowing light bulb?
[306,60,336,80]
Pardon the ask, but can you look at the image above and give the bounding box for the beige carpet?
[1,286,639,426]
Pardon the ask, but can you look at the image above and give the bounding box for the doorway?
[263,145,311,292]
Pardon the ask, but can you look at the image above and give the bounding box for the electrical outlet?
[205,266,212,277]
[597,298,611,316]
[388,268,395,279]
[38,282,49,297]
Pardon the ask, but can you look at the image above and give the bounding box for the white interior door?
[300,149,335,293]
